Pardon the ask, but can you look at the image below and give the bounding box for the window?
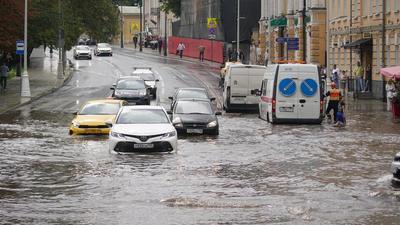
[395,45,399,65]
[338,0,341,16]
[344,48,347,68]
[338,48,341,66]
[354,1,359,17]
[343,0,348,16]
[386,45,390,66]
[376,0,380,14]
[395,0,400,11]
[362,0,368,16]
[369,0,373,15]
[376,39,380,70]
[385,0,390,13]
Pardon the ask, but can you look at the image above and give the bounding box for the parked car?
[392,152,400,183]
[168,87,215,110]
[95,43,112,56]
[69,99,126,135]
[170,99,221,135]
[131,67,159,98]
[223,64,266,112]
[109,106,177,153]
[73,45,91,60]
[111,77,151,105]
[254,64,323,124]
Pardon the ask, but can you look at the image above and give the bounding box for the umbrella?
[380,66,400,79]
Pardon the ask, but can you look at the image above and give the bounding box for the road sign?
[207,18,218,29]
[16,40,24,55]
[279,78,297,97]
[276,37,287,44]
[301,79,318,97]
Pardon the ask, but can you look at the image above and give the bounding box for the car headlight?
[139,89,147,96]
[110,131,125,138]
[172,117,183,127]
[162,131,176,138]
[207,121,218,128]
[72,121,80,127]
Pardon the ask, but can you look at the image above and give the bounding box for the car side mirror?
[168,96,173,100]
[72,111,78,115]
[167,110,172,114]
[155,79,160,82]
[110,87,115,90]
[215,111,222,116]
[105,121,113,128]
[210,97,216,101]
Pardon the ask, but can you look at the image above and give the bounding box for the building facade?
[328,0,400,99]
[259,0,327,66]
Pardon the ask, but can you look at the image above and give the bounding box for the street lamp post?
[120,5,124,48]
[57,0,64,80]
[236,0,240,61]
[21,0,31,97]
[164,11,167,56]
[139,0,143,52]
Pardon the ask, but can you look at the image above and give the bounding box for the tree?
[0,0,25,54]
[160,0,180,17]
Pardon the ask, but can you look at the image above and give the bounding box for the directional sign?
[287,43,299,50]
[207,18,218,28]
[279,78,297,97]
[301,79,318,97]
[276,37,287,44]
[16,40,24,55]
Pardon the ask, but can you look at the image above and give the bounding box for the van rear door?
[296,69,321,120]
[229,67,248,104]
[246,67,265,104]
[275,67,299,119]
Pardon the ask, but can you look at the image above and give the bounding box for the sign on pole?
[16,40,24,55]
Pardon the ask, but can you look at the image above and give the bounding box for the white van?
[223,65,266,112]
[255,64,323,124]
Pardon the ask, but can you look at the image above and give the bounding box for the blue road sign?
[279,78,297,97]
[287,44,299,50]
[276,37,287,44]
[16,40,24,55]
[301,79,318,97]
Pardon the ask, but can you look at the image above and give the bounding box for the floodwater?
[1,101,400,225]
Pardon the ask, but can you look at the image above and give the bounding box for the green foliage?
[160,0,181,17]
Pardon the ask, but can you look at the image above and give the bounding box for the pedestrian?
[133,35,138,49]
[198,45,205,62]
[227,48,233,61]
[353,61,364,92]
[177,42,185,59]
[331,64,340,88]
[334,99,346,127]
[158,38,163,54]
[238,50,244,62]
[340,70,347,91]
[386,78,396,111]
[325,82,342,122]
[0,62,9,90]
[264,50,269,66]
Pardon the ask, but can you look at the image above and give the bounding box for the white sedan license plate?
[134,143,154,149]
[279,107,294,112]
[187,129,203,134]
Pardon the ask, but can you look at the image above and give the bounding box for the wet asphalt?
[0,48,400,225]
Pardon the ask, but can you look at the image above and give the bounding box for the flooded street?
[1,48,400,224]
[1,103,400,225]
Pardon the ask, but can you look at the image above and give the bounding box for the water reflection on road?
[0,106,400,225]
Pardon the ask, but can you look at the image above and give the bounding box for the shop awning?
[381,66,400,79]
[343,38,372,48]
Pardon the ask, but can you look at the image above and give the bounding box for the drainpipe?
[382,0,386,100]
[349,0,353,97]
[302,0,306,62]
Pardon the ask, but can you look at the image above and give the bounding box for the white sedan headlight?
[162,131,176,138]
[207,121,218,128]
[110,131,125,138]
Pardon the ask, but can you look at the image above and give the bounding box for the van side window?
[262,80,268,96]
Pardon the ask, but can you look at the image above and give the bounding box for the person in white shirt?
[176,42,185,59]
[386,78,396,111]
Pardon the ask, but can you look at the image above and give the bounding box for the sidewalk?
[119,43,222,69]
[0,47,73,114]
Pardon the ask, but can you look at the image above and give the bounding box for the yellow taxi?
[69,99,127,135]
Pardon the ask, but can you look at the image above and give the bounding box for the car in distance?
[170,99,221,135]
[69,99,126,135]
[168,87,215,110]
[131,67,159,98]
[392,152,400,183]
[111,77,151,105]
[73,45,92,60]
[95,43,113,56]
[109,106,177,153]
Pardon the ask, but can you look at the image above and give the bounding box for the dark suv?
[111,77,151,105]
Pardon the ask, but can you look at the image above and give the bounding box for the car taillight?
[272,99,276,113]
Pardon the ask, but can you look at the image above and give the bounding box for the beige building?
[259,0,327,66]
[328,0,400,99]
[113,6,141,45]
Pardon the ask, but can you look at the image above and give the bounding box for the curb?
[0,66,74,115]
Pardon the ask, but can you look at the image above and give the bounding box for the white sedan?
[392,152,400,183]
[73,45,92,60]
[109,106,177,153]
[95,43,113,56]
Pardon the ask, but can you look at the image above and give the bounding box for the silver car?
[391,152,400,183]
[95,43,112,56]
[73,45,92,60]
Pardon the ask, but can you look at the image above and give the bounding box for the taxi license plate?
[134,143,154,149]
[279,107,294,112]
[187,129,203,134]
[86,129,105,134]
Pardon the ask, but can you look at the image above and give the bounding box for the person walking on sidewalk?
[133,35,138,49]
[177,42,185,59]
[0,62,9,90]
[199,45,205,62]
[331,64,340,88]
[353,61,364,92]
[158,38,163,54]
[386,78,396,111]
[325,82,342,123]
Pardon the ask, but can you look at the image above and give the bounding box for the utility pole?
[57,0,64,80]
[120,5,124,48]
[302,0,306,62]
[21,0,31,97]
[164,11,167,56]
[140,0,143,52]
[382,0,386,99]
[236,0,240,61]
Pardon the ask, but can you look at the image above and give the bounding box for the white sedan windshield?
[117,109,169,124]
